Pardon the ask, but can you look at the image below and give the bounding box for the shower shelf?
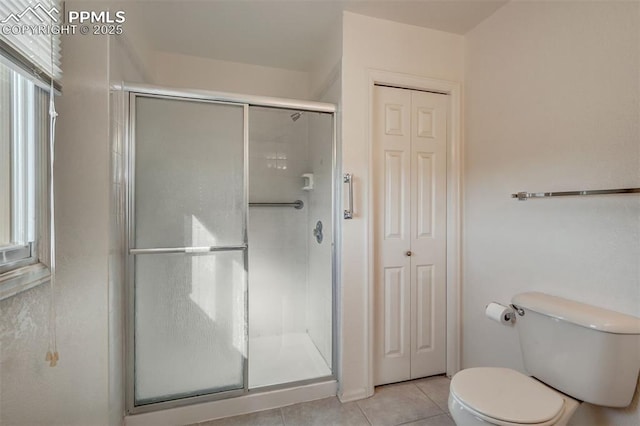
[302,173,314,190]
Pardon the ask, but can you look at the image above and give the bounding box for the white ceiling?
[123,0,508,71]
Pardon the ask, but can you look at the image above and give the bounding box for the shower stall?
[120,86,337,413]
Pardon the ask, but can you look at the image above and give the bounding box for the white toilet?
[448,292,640,426]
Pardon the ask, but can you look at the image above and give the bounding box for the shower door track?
[119,83,339,416]
[112,82,336,113]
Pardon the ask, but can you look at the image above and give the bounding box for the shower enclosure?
[121,87,336,413]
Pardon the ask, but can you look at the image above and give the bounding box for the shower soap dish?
[302,173,314,190]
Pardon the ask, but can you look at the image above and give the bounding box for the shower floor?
[248,332,332,389]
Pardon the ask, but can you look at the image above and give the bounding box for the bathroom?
[0,1,638,426]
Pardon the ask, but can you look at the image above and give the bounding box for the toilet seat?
[450,368,566,425]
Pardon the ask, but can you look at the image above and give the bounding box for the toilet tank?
[512,292,640,407]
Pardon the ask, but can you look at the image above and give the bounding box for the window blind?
[0,0,62,85]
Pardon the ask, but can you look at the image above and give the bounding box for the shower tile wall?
[248,110,310,338]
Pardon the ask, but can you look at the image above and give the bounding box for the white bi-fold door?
[373,85,447,386]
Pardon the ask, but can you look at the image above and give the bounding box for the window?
[0,58,50,295]
[0,0,60,298]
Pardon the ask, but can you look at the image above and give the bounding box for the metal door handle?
[344,173,353,219]
[406,251,412,257]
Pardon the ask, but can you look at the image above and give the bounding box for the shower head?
[290,112,303,122]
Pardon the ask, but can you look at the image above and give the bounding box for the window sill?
[0,263,50,301]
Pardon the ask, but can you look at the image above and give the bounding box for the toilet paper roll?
[485,302,513,325]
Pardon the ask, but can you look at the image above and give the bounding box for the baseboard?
[338,387,372,403]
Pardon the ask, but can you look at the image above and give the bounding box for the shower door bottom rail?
[129,245,247,255]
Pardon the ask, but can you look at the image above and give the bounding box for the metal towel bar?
[512,187,640,201]
[249,200,304,209]
[130,245,247,255]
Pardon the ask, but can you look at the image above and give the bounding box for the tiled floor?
[189,376,453,426]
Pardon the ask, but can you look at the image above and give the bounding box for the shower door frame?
[120,83,338,415]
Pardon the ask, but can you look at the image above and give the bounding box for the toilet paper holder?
[501,304,525,322]
[510,303,525,318]
[486,302,525,324]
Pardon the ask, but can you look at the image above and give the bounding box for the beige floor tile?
[357,383,443,426]
[414,376,451,413]
[281,397,370,426]
[401,414,455,426]
[184,376,454,426]
[195,408,284,426]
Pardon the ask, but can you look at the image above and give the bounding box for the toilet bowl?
[447,292,640,426]
[448,368,579,426]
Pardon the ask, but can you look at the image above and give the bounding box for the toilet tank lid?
[512,292,640,335]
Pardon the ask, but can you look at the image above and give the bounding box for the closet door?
[373,86,448,386]
[373,86,412,385]
[409,91,447,378]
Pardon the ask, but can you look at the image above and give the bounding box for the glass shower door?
[129,95,247,407]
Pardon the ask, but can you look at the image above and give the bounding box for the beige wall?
[0,30,112,426]
[4,2,638,424]
[109,27,153,426]
[0,4,155,424]
[340,11,464,402]
[150,51,310,100]
[464,1,640,424]
[110,35,154,86]
[308,14,342,101]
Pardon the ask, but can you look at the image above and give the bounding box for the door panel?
[415,264,434,352]
[384,150,405,239]
[374,86,412,385]
[134,251,246,403]
[374,86,448,385]
[415,152,434,238]
[410,90,447,378]
[382,266,407,357]
[131,95,247,406]
[134,97,245,249]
